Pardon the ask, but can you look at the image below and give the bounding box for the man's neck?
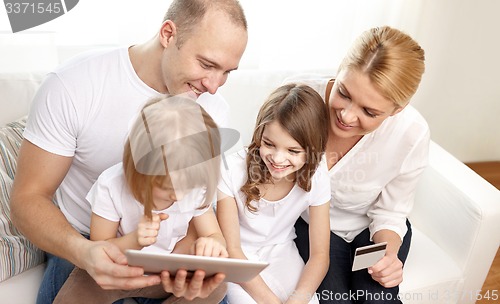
[129,38,167,93]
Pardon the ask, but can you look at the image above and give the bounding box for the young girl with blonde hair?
[54,95,227,304]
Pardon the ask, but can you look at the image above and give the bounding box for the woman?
[292,26,429,303]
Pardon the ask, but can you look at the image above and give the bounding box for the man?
[10,0,248,303]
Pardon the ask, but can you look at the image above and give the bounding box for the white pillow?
[0,116,45,282]
[0,73,44,126]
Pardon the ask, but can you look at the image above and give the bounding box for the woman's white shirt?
[286,75,430,242]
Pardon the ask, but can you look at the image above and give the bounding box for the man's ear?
[159,20,176,48]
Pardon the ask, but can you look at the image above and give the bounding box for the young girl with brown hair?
[217,83,331,304]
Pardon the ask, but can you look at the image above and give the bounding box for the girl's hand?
[136,213,169,247]
[368,252,403,288]
[190,237,229,258]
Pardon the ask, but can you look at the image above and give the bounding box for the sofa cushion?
[0,73,44,126]
[399,228,463,303]
[0,116,45,282]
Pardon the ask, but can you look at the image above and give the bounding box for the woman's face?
[328,68,403,138]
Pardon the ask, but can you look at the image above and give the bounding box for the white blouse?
[287,75,430,242]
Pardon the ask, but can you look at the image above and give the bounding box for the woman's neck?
[325,131,363,169]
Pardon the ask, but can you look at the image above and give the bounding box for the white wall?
[410,0,500,162]
[0,0,498,162]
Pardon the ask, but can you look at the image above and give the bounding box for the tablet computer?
[125,249,269,283]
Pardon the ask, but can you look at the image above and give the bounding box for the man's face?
[161,10,248,98]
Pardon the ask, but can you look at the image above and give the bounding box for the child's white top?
[218,150,331,252]
[87,162,209,253]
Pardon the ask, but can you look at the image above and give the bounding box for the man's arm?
[10,140,161,289]
[11,140,78,257]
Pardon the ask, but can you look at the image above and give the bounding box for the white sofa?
[1,70,500,304]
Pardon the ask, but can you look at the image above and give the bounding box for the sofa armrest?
[410,140,500,301]
[0,263,45,303]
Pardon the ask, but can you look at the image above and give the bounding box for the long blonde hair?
[122,95,221,219]
[339,26,425,107]
[241,84,328,212]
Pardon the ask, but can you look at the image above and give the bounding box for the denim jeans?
[294,217,412,304]
[36,253,76,304]
[135,296,228,304]
[36,253,228,304]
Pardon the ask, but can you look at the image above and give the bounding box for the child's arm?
[190,207,228,257]
[216,193,282,304]
[286,202,330,304]
[90,213,168,252]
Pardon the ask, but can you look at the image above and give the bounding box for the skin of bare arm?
[216,193,282,304]
[159,208,229,300]
[90,213,170,251]
[369,229,404,288]
[10,140,161,289]
[191,207,228,257]
[166,217,227,298]
[285,202,330,304]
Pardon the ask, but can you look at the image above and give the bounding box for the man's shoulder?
[97,162,125,185]
[197,92,229,109]
[54,47,125,75]
[197,92,230,127]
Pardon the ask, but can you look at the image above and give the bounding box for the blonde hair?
[339,26,425,107]
[123,95,221,219]
[241,84,329,212]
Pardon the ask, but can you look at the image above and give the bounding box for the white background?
[0,0,499,162]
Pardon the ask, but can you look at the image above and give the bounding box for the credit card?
[352,242,387,271]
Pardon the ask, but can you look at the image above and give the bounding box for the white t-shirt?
[218,150,331,253]
[24,47,230,234]
[87,163,208,253]
[286,75,430,242]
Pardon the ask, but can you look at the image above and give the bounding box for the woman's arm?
[368,229,403,288]
[216,193,282,304]
[286,202,330,304]
[366,129,430,288]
